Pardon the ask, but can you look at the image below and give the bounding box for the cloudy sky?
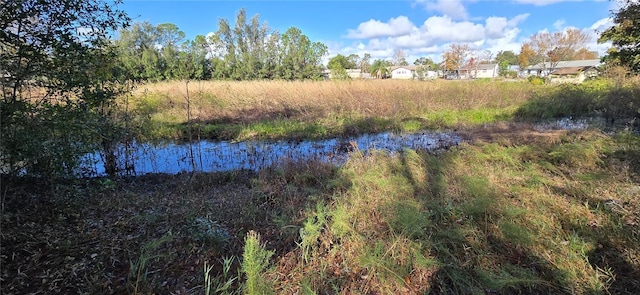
[120,0,617,63]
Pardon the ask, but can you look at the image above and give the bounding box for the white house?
[389,66,438,80]
[423,70,438,79]
[390,66,416,79]
[460,63,499,79]
[525,59,601,77]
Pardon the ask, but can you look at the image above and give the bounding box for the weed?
[204,257,238,295]
[128,233,173,294]
[242,231,274,295]
[299,203,328,263]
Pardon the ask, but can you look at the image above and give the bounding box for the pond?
[79,116,630,177]
[80,131,462,177]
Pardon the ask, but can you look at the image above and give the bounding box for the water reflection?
[82,131,461,176]
[80,116,631,177]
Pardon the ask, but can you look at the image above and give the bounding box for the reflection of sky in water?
[81,131,461,176]
[63,117,634,178]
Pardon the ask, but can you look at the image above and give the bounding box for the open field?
[124,78,640,143]
[125,79,543,142]
[2,78,640,294]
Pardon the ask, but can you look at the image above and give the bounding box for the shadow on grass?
[549,134,640,293]
[400,151,568,294]
[550,181,640,293]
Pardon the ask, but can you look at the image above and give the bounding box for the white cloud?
[336,13,530,62]
[421,16,486,43]
[586,18,614,56]
[414,0,469,20]
[485,17,511,38]
[553,19,566,30]
[590,17,613,32]
[346,16,415,39]
[508,14,530,27]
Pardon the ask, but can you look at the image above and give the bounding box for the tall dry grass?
[130,79,541,125]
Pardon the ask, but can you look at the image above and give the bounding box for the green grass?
[261,130,640,294]
[4,129,640,294]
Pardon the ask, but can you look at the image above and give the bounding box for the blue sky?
[119,0,616,63]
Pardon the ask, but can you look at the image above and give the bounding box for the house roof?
[528,59,600,70]
[550,66,596,75]
[461,63,497,71]
[390,66,417,71]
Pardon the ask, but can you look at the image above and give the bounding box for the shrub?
[528,75,545,85]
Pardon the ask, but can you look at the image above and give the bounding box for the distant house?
[423,70,438,79]
[525,59,601,77]
[346,69,371,79]
[549,66,599,83]
[459,63,499,79]
[322,68,371,80]
[390,66,416,79]
[389,66,437,80]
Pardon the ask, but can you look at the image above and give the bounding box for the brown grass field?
[130,79,539,122]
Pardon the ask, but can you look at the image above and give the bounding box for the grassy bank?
[3,127,639,294]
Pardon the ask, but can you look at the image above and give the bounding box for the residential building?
[390,66,416,79]
[460,63,499,79]
[525,59,601,77]
[549,66,599,83]
[322,69,371,79]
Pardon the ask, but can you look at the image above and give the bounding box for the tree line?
[113,9,328,82]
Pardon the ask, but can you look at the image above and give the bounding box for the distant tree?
[157,23,186,79]
[393,49,409,66]
[414,57,437,69]
[346,54,360,69]
[518,43,537,71]
[478,50,493,64]
[191,35,213,79]
[442,43,470,73]
[599,0,640,72]
[524,28,590,75]
[115,21,160,81]
[495,50,518,77]
[370,59,392,78]
[113,8,328,81]
[327,54,351,79]
[495,50,518,66]
[360,53,371,73]
[279,27,327,80]
[572,48,599,60]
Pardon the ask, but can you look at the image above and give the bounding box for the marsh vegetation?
[3,1,640,294]
[4,78,640,294]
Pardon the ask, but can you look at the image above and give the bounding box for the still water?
[81,131,462,176]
